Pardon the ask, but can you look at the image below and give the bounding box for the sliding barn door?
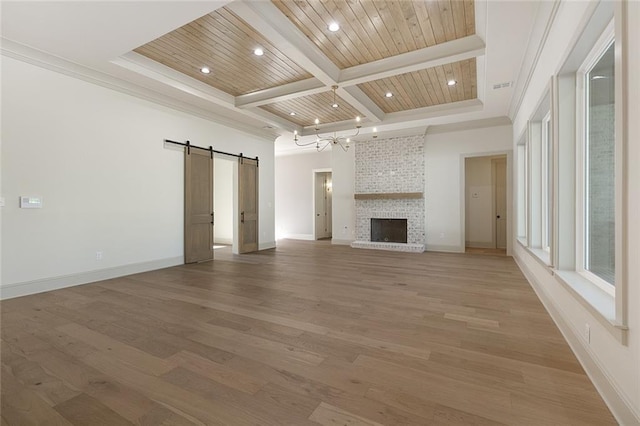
[239,157,258,253]
[184,147,213,263]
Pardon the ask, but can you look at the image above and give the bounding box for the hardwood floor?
[1,240,616,425]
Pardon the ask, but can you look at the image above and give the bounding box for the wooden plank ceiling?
[134,8,312,96]
[133,0,477,128]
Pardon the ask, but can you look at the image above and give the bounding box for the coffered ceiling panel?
[358,58,476,113]
[260,91,363,127]
[134,7,312,96]
[272,0,475,69]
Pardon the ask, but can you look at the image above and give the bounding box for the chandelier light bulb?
[315,118,320,125]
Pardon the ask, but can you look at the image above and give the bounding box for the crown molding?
[1,38,278,143]
[509,1,562,121]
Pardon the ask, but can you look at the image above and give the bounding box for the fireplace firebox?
[371,218,407,243]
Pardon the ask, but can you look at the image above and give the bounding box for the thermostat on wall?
[20,196,43,209]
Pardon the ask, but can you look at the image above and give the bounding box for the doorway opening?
[313,170,332,240]
[464,155,507,254]
[214,157,234,249]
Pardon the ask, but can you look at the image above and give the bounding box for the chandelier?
[293,85,362,152]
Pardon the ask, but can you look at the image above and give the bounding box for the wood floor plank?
[0,365,73,426]
[53,393,134,426]
[0,240,616,425]
[309,401,384,426]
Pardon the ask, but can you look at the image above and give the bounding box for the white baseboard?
[282,234,315,241]
[331,238,353,246]
[465,241,495,249]
[0,256,183,300]
[513,254,640,425]
[214,237,233,245]
[259,241,276,250]
[425,244,464,253]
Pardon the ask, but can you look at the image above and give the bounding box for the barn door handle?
[211,212,214,225]
[241,211,245,223]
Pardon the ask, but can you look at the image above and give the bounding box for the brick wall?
[354,135,425,244]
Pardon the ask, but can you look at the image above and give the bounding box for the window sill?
[528,247,551,267]
[554,270,628,344]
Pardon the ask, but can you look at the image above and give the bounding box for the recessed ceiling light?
[254,48,264,56]
[328,22,340,32]
[385,92,393,98]
[200,67,211,74]
[447,79,457,86]
[289,112,296,116]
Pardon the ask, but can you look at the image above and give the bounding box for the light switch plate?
[20,196,43,209]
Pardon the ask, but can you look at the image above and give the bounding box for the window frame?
[575,22,616,297]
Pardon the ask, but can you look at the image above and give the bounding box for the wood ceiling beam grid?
[228,0,386,123]
[226,1,340,87]
[338,34,485,87]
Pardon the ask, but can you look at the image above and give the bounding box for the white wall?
[511,2,640,423]
[214,157,234,245]
[425,125,512,252]
[465,156,494,247]
[330,146,355,245]
[274,151,330,240]
[1,56,275,298]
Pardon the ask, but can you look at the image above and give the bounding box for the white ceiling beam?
[235,78,325,108]
[226,0,340,85]
[113,52,299,133]
[338,86,385,123]
[338,35,486,87]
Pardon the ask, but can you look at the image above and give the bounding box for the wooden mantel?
[354,192,423,200]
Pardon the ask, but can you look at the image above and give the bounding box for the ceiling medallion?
[293,87,362,152]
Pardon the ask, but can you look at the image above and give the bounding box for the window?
[541,112,552,252]
[516,142,527,243]
[581,41,615,287]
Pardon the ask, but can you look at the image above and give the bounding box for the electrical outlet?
[96,251,103,261]
[584,323,590,343]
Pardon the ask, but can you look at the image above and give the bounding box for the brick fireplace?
[351,135,425,252]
